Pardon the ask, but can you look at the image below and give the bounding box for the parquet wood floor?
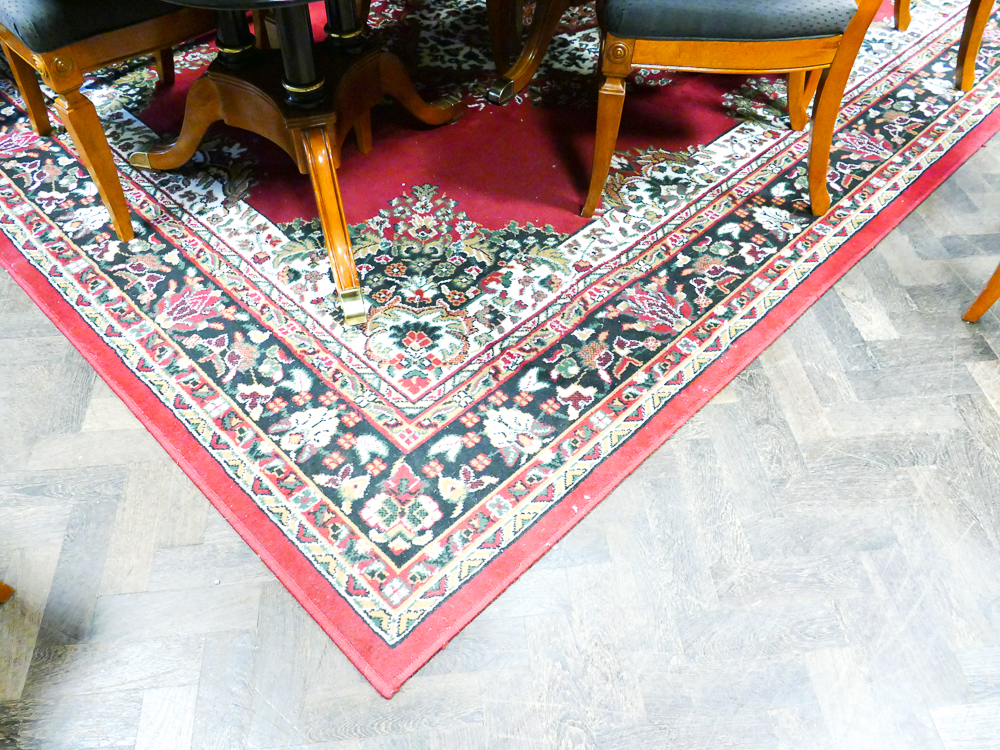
[3,133,1000,749]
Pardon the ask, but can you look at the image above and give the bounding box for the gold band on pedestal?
[216,42,255,55]
[282,78,326,94]
[327,28,363,39]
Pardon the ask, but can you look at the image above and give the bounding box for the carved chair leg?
[54,86,135,241]
[152,48,175,88]
[0,581,12,603]
[895,0,911,31]
[804,0,879,215]
[301,127,366,326]
[251,10,271,50]
[963,261,1000,321]
[806,69,836,216]
[788,68,822,131]
[956,0,995,91]
[2,42,52,136]
[583,74,626,218]
[788,71,806,130]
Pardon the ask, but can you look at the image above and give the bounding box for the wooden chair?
[582,0,881,218]
[0,1,215,242]
[894,0,996,91]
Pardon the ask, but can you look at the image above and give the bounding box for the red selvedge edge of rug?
[2,101,998,700]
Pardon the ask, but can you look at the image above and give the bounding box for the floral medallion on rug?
[0,0,999,697]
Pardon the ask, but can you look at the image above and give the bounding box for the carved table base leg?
[487,0,572,104]
[379,53,460,124]
[299,126,366,326]
[129,76,226,170]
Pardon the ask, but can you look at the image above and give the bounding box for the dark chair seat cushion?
[0,0,179,53]
[604,0,859,42]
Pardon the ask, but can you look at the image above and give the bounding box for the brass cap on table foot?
[339,288,368,327]
[432,94,464,122]
[487,78,515,105]
[129,151,152,169]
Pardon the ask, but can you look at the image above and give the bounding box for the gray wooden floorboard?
[4,108,1000,750]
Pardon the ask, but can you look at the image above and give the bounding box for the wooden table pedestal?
[130,46,458,326]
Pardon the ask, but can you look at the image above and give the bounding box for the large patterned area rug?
[1,0,999,697]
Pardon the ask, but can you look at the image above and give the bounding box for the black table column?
[272,4,326,107]
[216,10,256,67]
[324,0,364,54]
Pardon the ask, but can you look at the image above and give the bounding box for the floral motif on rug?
[0,0,998,653]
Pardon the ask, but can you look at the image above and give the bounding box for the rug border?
[2,98,997,700]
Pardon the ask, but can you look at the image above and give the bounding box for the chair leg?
[788,69,822,131]
[956,0,995,91]
[54,86,135,241]
[963,261,1000,321]
[806,69,837,216]
[895,0,911,30]
[152,48,175,88]
[1,42,52,136]
[804,0,881,215]
[251,10,271,49]
[583,75,626,218]
[788,71,806,130]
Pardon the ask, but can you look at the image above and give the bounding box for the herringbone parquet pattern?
[3,134,1000,750]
